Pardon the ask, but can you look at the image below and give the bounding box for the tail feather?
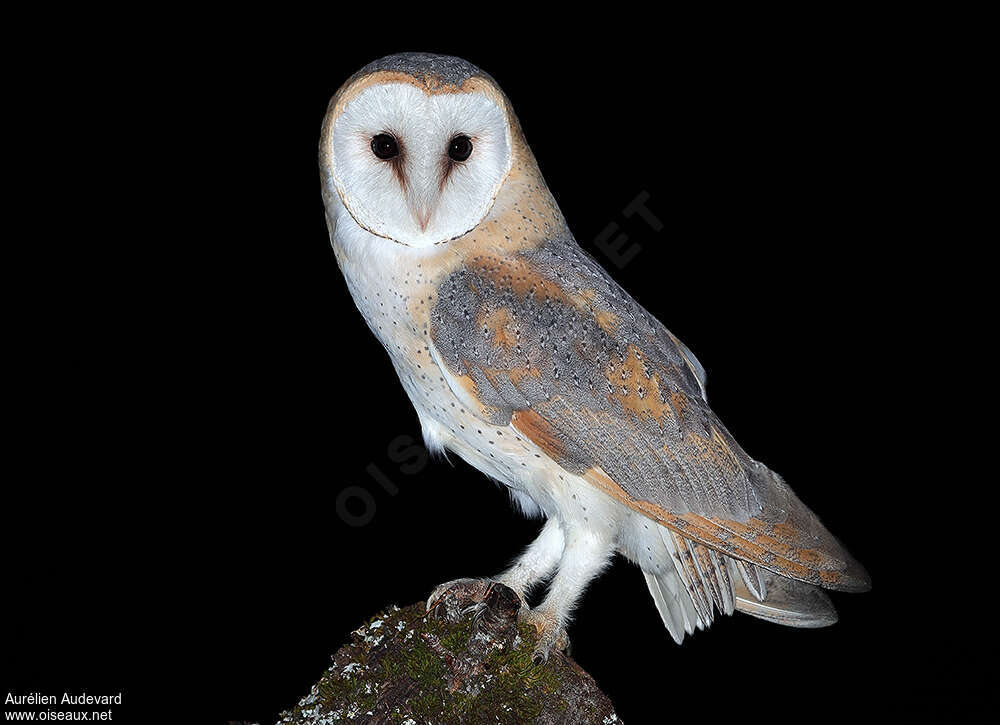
[665,529,714,625]
[643,523,840,643]
[643,570,687,644]
[733,570,838,628]
[730,558,768,602]
[709,549,735,615]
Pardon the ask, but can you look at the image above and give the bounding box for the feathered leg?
[495,517,564,600]
[426,517,564,612]
[522,524,615,663]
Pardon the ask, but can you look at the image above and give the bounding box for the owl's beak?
[415,206,432,232]
[406,179,438,234]
[408,197,435,233]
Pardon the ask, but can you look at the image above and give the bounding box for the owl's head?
[320,54,517,248]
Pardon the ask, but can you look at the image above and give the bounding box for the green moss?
[403,639,446,684]
[439,615,475,653]
[280,601,603,724]
[305,665,378,720]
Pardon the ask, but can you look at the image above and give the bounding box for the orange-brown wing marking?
[582,466,869,592]
[429,235,869,594]
[511,409,567,462]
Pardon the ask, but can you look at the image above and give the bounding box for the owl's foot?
[426,577,490,613]
[519,607,570,664]
[426,578,527,615]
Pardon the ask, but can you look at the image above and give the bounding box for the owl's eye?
[371,133,399,160]
[447,135,473,162]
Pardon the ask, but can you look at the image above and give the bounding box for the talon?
[425,577,493,613]
[554,628,570,651]
[519,608,569,664]
[461,601,487,617]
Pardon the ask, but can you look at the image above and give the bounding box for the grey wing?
[429,236,869,592]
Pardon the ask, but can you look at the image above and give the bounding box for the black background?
[4,10,982,724]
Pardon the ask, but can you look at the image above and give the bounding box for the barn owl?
[319,53,869,663]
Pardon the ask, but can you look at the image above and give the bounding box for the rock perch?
[276,582,621,724]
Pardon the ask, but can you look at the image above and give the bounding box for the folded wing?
[429,236,870,593]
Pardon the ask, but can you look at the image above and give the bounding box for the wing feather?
[429,237,870,593]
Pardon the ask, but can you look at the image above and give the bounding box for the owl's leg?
[425,518,564,613]
[522,525,615,664]
[495,517,564,601]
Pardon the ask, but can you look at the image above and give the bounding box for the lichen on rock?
[276,582,620,724]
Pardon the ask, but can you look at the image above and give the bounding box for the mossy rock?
[276,582,621,724]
